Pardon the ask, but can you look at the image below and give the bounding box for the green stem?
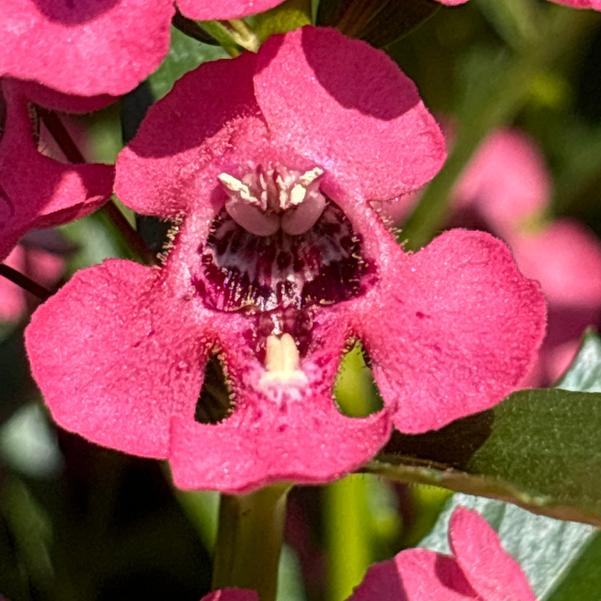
[402,8,595,250]
[324,475,372,601]
[212,485,290,601]
[0,263,52,300]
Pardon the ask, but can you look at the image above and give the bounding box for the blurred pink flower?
[26,27,545,493]
[455,129,601,384]
[203,507,536,601]
[436,0,600,8]
[0,0,286,98]
[0,79,113,262]
[0,231,66,322]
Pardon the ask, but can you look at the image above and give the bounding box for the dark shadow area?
[384,409,494,468]
[194,354,234,424]
[434,554,477,596]
[31,0,120,25]
[317,0,439,48]
[300,26,418,118]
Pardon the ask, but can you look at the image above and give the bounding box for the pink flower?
[0,79,113,263]
[436,0,600,7]
[454,129,601,384]
[0,0,286,98]
[25,27,545,493]
[0,231,66,322]
[202,507,536,601]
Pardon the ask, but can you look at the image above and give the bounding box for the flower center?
[218,165,326,237]
[193,163,375,360]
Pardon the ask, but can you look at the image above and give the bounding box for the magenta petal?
[254,27,446,199]
[178,0,285,20]
[350,549,477,601]
[548,0,601,8]
[0,0,174,97]
[115,52,260,219]
[170,396,390,493]
[454,129,551,233]
[449,508,536,601]
[13,80,116,113]
[0,83,113,261]
[201,590,259,601]
[509,220,601,309]
[25,260,208,458]
[354,229,546,433]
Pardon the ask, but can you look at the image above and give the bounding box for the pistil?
[260,333,308,386]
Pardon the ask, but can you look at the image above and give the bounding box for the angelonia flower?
[0,79,113,263]
[454,129,601,384]
[201,507,536,601]
[383,128,601,385]
[436,0,600,8]
[0,0,286,98]
[25,27,546,493]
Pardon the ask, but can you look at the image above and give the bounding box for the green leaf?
[365,331,601,527]
[148,27,227,100]
[419,493,601,601]
[316,0,439,47]
[252,0,311,42]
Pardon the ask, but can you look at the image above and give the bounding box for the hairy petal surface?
[449,508,536,601]
[0,0,174,97]
[351,507,534,601]
[351,550,477,600]
[25,260,209,458]
[353,229,546,433]
[115,52,260,219]
[26,253,391,491]
[178,0,285,20]
[254,27,446,200]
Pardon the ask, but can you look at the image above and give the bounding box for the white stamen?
[260,333,308,386]
[218,165,326,237]
[289,183,307,206]
[218,173,261,208]
[299,167,324,187]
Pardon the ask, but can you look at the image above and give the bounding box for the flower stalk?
[212,485,291,601]
[0,263,51,300]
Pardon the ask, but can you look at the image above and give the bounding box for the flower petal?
[0,82,113,261]
[169,317,391,493]
[25,260,209,458]
[509,220,601,309]
[115,52,260,219]
[0,0,174,96]
[454,129,551,233]
[353,229,546,433]
[350,549,477,601]
[178,0,285,20]
[449,507,536,601]
[548,0,601,8]
[254,27,446,200]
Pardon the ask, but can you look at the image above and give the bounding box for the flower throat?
[193,163,375,357]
